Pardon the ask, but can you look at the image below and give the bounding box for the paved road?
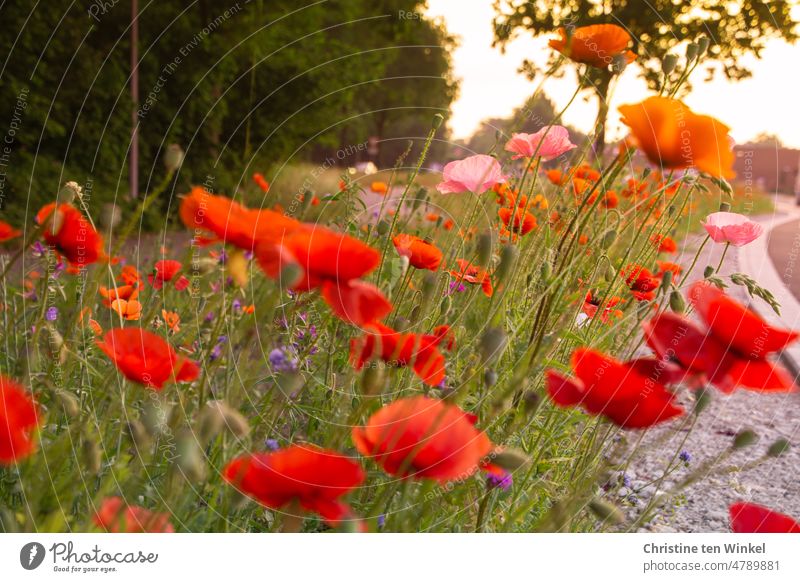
[768,217,800,300]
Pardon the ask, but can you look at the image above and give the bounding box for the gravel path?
[630,213,800,533]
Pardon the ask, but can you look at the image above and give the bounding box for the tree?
[492,0,799,156]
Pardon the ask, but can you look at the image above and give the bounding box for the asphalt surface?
[768,217,800,300]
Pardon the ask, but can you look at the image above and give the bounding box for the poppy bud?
[163,144,184,172]
[733,429,758,449]
[661,54,678,75]
[126,420,150,449]
[588,498,626,525]
[685,42,699,61]
[55,390,80,418]
[540,261,552,282]
[719,201,731,211]
[600,229,617,249]
[484,368,498,387]
[523,391,541,414]
[703,265,715,278]
[693,387,712,415]
[142,398,170,436]
[476,231,493,267]
[604,264,616,282]
[669,289,685,314]
[176,431,206,481]
[58,181,82,204]
[440,295,452,316]
[495,244,518,286]
[431,113,444,130]
[413,187,428,210]
[361,365,386,396]
[491,448,529,471]
[697,36,710,56]
[280,263,304,289]
[660,270,673,292]
[83,437,102,475]
[376,220,390,235]
[767,438,790,457]
[421,272,437,304]
[611,53,629,74]
[479,327,507,364]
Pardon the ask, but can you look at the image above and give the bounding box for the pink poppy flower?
[436,154,505,194]
[505,126,576,161]
[702,212,763,247]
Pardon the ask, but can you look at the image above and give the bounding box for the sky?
[426,0,800,147]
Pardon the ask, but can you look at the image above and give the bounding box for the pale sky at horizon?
[426,0,800,148]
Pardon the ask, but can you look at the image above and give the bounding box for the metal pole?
[130,0,139,199]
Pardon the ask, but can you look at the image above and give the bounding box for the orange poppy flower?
[119,265,143,286]
[498,207,537,236]
[443,219,455,231]
[223,444,364,526]
[36,203,104,268]
[582,291,625,323]
[352,396,496,483]
[549,24,636,69]
[148,259,189,291]
[425,213,441,222]
[99,284,138,307]
[96,328,199,390]
[621,264,660,301]
[449,259,493,297]
[392,234,443,271]
[0,220,21,243]
[350,322,449,386]
[110,298,142,321]
[0,375,40,464]
[179,187,300,251]
[256,225,391,326]
[252,173,270,193]
[651,234,678,254]
[656,261,682,280]
[370,181,388,194]
[574,164,601,182]
[619,97,735,179]
[93,497,174,533]
[601,190,619,209]
[545,168,567,186]
[162,310,180,333]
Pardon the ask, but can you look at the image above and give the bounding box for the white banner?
[1,533,799,581]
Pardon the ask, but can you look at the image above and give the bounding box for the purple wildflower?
[265,438,280,451]
[269,348,297,373]
[45,306,59,321]
[679,450,692,463]
[487,471,513,491]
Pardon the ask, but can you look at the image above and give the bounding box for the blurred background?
[1,0,798,228]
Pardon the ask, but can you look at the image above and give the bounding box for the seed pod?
[604,263,616,282]
[588,498,626,525]
[703,265,715,278]
[83,438,102,476]
[361,365,386,396]
[421,272,437,304]
[484,369,498,387]
[733,429,758,449]
[55,390,80,418]
[662,54,678,75]
[693,387,712,415]
[767,438,790,457]
[669,290,685,314]
[660,270,673,292]
[440,295,452,316]
[685,42,699,61]
[431,113,444,130]
[377,220,390,235]
[697,36,710,56]
[523,391,541,414]
[479,327,508,364]
[719,201,731,212]
[163,144,184,172]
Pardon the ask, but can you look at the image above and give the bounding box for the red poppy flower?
[621,264,660,301]
[0,376,40,464]
[545,169,567,186]
[252,173,270,193]
[432,324,455,351]
[256,225,391,326]
[574,164,602,182]
[94,497,175,533]
[392,234,443,271]
[546,348,684,429]
[643,283,798,393]
[36,203,104,268]
[371,181,388,194]
[729,502,800,533]
[498,207,537,236]
[223,444,364,526]
[99,284,139,306]
[179,187,300,251]
[582,292,624,323]
[601,190,619,209]
[651,234,678,254]
[148,259,189,291]
[350,322,448,386]
[352,396,496,483]
[449,259,493,297]
[549,24,636,69]
[656,261,682,281]
[0,220,21,243]
[96,328,200,390]
[119,265,143,286]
